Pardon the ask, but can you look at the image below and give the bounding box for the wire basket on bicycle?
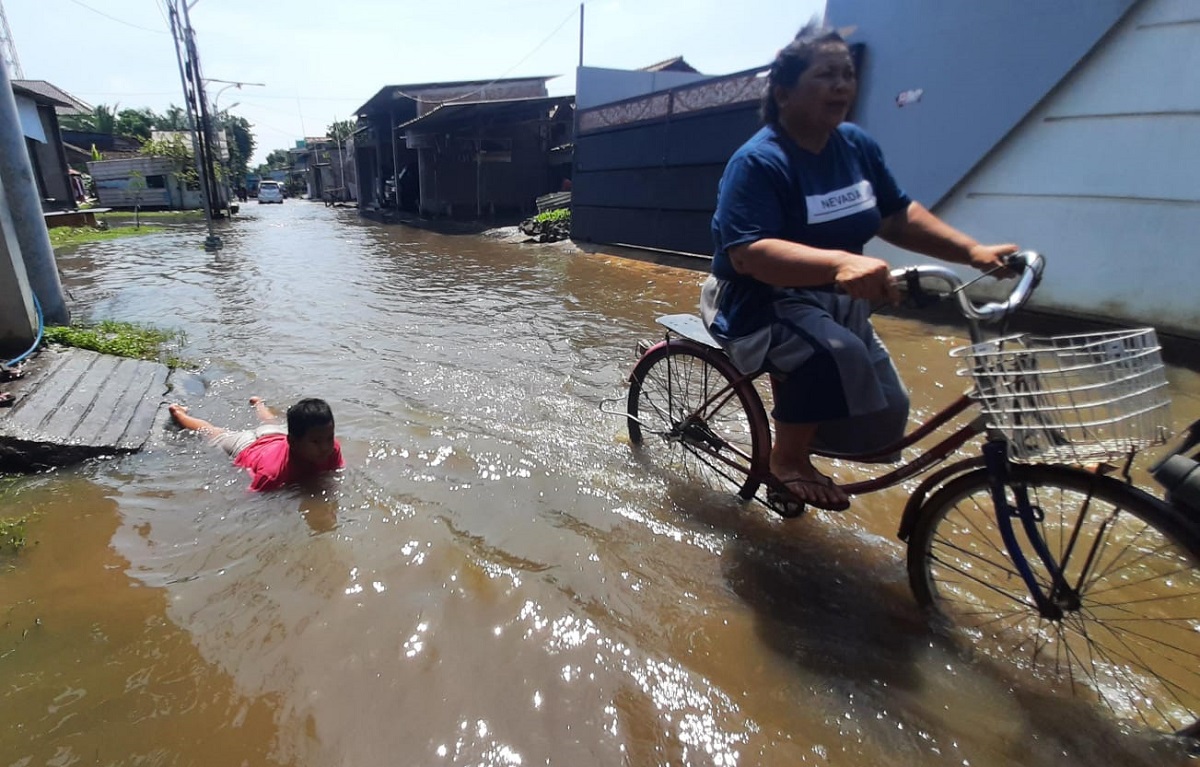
[952,328,1172,464]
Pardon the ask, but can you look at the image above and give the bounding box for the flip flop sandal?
[0,391,15,408]
[765,486,808,518]
[0,364,24,382]
[767,475,851,514]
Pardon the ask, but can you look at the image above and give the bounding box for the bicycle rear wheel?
[627,341,769,500]
[907,463,1200,736]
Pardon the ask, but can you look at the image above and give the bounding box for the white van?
[258,181,284,204]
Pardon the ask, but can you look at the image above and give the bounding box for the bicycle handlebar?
[890,250,1045,324]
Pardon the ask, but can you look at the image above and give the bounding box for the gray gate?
[571,67,768,256]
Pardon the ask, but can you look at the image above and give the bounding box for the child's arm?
[249,396,279,423]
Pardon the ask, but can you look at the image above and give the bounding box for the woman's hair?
[761,21,849,125]
[287,398,335,438]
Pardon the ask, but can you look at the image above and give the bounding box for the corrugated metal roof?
[638,56,700,74]
[353,76,557,118]
[397,95,573,133]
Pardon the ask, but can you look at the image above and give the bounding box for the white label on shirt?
[805,180,876,224]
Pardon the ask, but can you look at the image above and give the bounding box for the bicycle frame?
[640,333,989,496]
[644,331,1126,623]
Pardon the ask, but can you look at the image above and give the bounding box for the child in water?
[168,396,344,491]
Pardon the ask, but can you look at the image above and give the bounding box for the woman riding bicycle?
[702,22,1017,511]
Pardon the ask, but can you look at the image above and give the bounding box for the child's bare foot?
[168,403,189,424]
[167,403,221,434]
[249,396,277,422]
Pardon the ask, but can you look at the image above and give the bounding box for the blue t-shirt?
[709,123,911,338]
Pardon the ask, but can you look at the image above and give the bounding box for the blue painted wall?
[825,0,1139,206]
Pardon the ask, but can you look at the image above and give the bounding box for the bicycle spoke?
[1066,612,1188,729]
[628,344,768,502]
[908,464,1200,735]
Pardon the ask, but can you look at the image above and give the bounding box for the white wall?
[868,0,1200,337]
[575,66,711,110]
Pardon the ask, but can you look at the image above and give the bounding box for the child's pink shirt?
[233,433,344,492]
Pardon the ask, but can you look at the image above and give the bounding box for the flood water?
[3,203,1199,766]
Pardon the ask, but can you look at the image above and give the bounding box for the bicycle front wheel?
[908,463,1200,736]
[627,341,770,501]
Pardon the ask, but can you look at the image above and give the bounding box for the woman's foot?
[768,468,850,513]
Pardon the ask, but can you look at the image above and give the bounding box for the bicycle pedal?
[765,489,807,519]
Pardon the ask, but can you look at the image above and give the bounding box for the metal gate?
[571,66,768,256]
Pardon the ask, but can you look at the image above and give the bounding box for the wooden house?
[10,79,88,211]
[352,77,571,218]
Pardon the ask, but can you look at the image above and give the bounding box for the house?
[9,79,90,210]
[61,130,142,166]
[290,137,356,202]
[825,0,1200,337]
[352,77,571,218]
[85,131,229,211]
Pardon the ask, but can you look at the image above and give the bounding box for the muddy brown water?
[2,204,1198,766]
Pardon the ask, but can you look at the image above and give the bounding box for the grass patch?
[102,210,206,223]
[0,515,31,556]
[0,478,34,557]
[48,225,166,249]
[43,320,187,368]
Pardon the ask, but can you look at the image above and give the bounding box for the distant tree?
[140,133,198,187]
[326,119,355,143]
[60,103,119,134]
[158,104,191,130]
[116,108,157,142]
[220,114,256,184]
[127,170,147,228]
[264,148,291,169]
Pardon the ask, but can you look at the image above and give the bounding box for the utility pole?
[578,3,584,68]
[0,54,69,325]
[165,0,221,251]
[180,0,223,231]
[0,0,23,79]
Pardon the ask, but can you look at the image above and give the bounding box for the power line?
[388,5,579,106]
[64,0,168,34]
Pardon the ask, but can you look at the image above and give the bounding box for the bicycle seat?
[656,314,722,349]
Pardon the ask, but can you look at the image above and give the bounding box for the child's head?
[287,398,337,466]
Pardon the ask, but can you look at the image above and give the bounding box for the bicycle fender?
[627,338,734,383]
[897,456,985,542]
[903,463,1191,544]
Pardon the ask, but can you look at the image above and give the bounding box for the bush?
[520,208,571,242]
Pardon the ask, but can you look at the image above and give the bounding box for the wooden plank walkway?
[0,347,170,471]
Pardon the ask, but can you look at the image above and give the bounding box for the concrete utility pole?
[0,54,69,325]
[0,0,23,80]
[0,171,37,352]
[165,0,221,251]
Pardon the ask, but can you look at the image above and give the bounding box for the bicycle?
[619,251,1200,739]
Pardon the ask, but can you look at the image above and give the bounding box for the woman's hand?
[834,254,899,303]
[968,243,1020,277]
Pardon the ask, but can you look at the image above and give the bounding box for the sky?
[4,0,824,165]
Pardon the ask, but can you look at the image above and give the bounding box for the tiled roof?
[10,80,92,114]
[638,57,700,74]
